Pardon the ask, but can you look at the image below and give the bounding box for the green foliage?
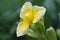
[26,18,57,40]
[43,0,58,27]
[26,18,45,38]
[59,13,60,24]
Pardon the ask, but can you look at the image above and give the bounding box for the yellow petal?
[33,6,46,23]
[20,2,32,18]
[16,21,29,37]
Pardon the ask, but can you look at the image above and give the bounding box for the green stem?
[38,34,47,40]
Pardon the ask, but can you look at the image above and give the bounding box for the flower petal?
[33,6,46,23]
[16,22,29,37]
[20,2,32,18]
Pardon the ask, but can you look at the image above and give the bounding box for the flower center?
[23,12,34,22]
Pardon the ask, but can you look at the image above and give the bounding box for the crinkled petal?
[33,6,46,23]
[16,22,29,37]
[20,2,32,18]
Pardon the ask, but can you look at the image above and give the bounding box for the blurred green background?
[0,0,60,40]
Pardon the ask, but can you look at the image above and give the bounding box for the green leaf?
[46,27,57,40]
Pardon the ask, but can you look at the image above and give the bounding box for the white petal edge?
[20,2,32,18]
[16,22,29,37]
[33,6,46,23]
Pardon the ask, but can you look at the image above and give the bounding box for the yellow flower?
[16,2,46,37]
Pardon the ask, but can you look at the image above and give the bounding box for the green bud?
[56,29,60,37]
[46,27,57,40]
